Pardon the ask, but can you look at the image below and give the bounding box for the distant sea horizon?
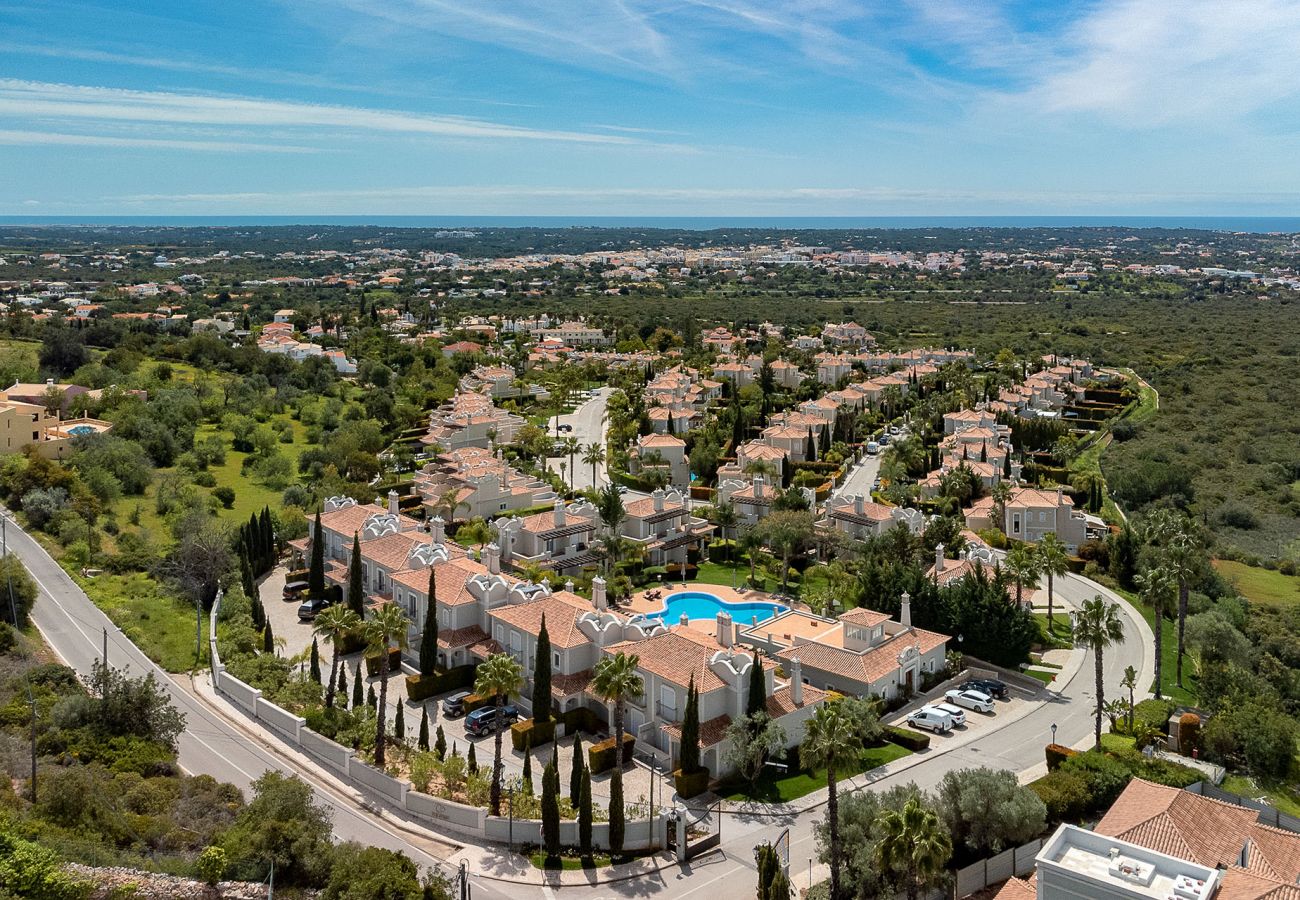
[2,215,1300,232]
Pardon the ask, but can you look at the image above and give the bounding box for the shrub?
[1045,743,1079,771]
[588,734,635,774]
[195,846,228,886]
[212,486,235,508]
[1133,699,1175,734]
[511,719,556,753]
[1178,713,1201,755]
[363,647,402,677]
[194,471,218,488]
[1029,770,1090,822]
[882,726,931,751]
[675,768,710,799]
[1214,502,1258,531]
[405,666,475,702]
[1059,751,1132,810]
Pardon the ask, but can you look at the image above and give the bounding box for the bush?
[1178,713,1201,755]
[212,486,235,508]
[1045,743,1079,771]
[1029,770,1090,822]
[405,666,476,702]
[1133,698,1174,734]
[195,846,228,886]
[882,725,931,751]
[588,734,635,774]
[1059,751,1132,810]
[1214,502,1259,530]
[194,471,218,488]
[363,647,402,677]
[511,719,556,752]
[675,768,711,799]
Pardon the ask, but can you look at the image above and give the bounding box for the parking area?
[885,677,1040,745]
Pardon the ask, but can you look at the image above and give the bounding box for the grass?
[1212,560,1300,607]
[1034,613,1074,649]
[528,851,649,871]
[78,571,210,673]
[1114,586,1198,706]
[1100,731,1136,753]
[719,741,912,803]
[1024,669,1057,685]
[1221,775,1300,818]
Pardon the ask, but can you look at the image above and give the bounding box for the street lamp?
[1051,723,1058,745]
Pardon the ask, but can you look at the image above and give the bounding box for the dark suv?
[465,705,519,737]
[960,678,1009,701]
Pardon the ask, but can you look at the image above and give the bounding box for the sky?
[5,0,1300,216]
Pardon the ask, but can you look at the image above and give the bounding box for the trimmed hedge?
[882,725,931,752]
[364,647,403,677]
[405,664,476,702]
[1133,698,1175,733]
[674,768,710,799]
[511,718,557,752]
[463,692,494,716]
[588,734,635,775]
[560,705,604,736]
[1045,743,1079,771]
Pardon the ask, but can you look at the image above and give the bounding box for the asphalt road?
[548,387,612,492]
[8,512,513,900]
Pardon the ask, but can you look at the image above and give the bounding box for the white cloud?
[0,79,644,145]
[0,129,316,152]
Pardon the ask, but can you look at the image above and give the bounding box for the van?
[866,441,880,456]
[282,581,309,601]
[906,707,954,734]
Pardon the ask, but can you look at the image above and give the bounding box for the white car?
[906,707,955,734]
[930,702,967,727]
[945,689,995,714]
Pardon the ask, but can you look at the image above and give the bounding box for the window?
[553,652,560,667]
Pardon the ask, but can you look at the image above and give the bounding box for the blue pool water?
[643,591,786,626]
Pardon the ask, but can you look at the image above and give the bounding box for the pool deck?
[623,583,780,639]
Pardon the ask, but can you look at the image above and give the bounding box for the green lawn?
[1100,731,1136,753]
[1024,669,1056,685]
[1213,560,1300,607]
[1115,586,1198,706]
[78,571,210,673]
[1034,613,1073,649]
[1221,775,1300,818]
[528,851,649,871]
[719,742,912,803]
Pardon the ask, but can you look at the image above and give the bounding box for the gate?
[685,801,723,860]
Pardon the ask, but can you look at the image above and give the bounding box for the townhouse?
[493,499,602,575]
[618,489,714,569]
[421,391,527,451]
[964,486,1087,552]
[629,433,691,487]
[413,446,557,522]
[820,495,925,541]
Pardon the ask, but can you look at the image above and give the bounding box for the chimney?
[46,378,54,386]
[387,489,400,516]
[854,494,864,515]
[754,476,765,499]
[653,488,664,512]
[934,543,945,575]
[592,576,607,610]
[716,611,734,648]
[900,591,912,628]
[553,498,566,527]
[485,542,500,575]
[565,579,575,594]
[790,657,803,706]
[429,516,445,544]
[1056,486,1064,506]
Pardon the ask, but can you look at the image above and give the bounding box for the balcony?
[655,701,680,723]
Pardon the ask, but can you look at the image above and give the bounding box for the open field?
[1213,559,1300,607]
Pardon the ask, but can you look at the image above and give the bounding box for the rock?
[64,864,315,900]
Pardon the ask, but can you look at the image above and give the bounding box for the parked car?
[945,689,995,714]
[960,678,1009,701]
[282,580,309,601]
[906,707,955,734]
[465,704,519,736]
[296,596,330,620]
[615,485,629,494]
[930,702,967,727]
[889,426,901,435]
[441,691,472,718]
[866,441,880,456]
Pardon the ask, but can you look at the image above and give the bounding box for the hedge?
[364,647,403,677]
[589,734,636,774]
[560,706,604,736]
[511,719,557,752]
[405,665,476,702]
[674,768,710,799]
[1133,698,1175,733]
[882,725,931,752]
[1045,743,1079,771]
[1029,770,1091,822]
[462,692,494,716]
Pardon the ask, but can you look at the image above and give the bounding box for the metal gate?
[686,801,722,860]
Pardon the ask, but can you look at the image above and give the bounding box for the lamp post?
[1051,723,1058,746]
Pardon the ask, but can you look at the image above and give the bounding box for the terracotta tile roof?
[488,591,594,649]
[661,712,733,748]
[1096,779,1263,870]
[551,669,593,699]
[927,557,997,588]
[991,875,1036,900]
[640,433,686,449]
[318,502,422,538]
[766,683,827,715]
[362,531,437,571]
[391,556,494,605]
[1217,869,1300,900]
[777,627,947,689]
[838,607,891,627]
[605,626,770,693]
[438,624,490,650]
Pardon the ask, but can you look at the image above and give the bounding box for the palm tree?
[875,798,952,900]
[1037,533,1069,627]
[803,702,869,900]
[313,605,360,709]
[582,441,606,488]
[592,652,644,756]
[562,437,581,488]
[1137,565,1176,700]
[990,480,1013,528]
[712,501,738,576]
[1004,542,1042,608]
[1072,594,1126,748]
[1121,665,1137,731]
[1163,530,1199,688]
[474,652,525,816]
[362,603,410,768]
[595,484,627,576]
[430,487,469,525]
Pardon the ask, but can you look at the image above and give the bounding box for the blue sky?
[4,0,1300,216]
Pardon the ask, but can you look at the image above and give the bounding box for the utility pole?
[101,627,108,697]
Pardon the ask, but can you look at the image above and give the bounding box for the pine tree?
[262,622,274,655]
[541,758,561,859]
[347,533,365,618]
[308,510,326,600]
[337,664,348,708]
[569,733,584,807]
[608,770,625,856]
[746,651,767,718]
[434,724,447,760]
[352,663,363,709]
[418,707,429,751]
[680,674,701,774]
[578,766,593,858]
[419,569,438,677]
[309,638,322,683]
[367,684,376,710]
[532,614,552,724]
[467,743,478,774]
[394,701,405,743]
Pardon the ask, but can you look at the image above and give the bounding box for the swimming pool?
[643,591,786,626]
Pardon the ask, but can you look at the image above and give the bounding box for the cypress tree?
[434,724,447,760]
[419,569,438,677]
[532,614,552,724]
[521,737,533,795]
[308,510,326,601]
[367,684,376,710]
[680,674,701,774]
[262,622,274,655]
[569,734,584,806]
[418,707,429,751]
[309,637,322,683]
[260,506,274,572]
[347,533,365,618]
[578,767,593,858]
[337,664,348,708]
[805,428,816,462]
[746,651,767,718]
[352,663,363,709]
[541,758,561,859]
[240,549,257,609]
[820,423,830,456]
[467,743,478,774]
[394,701,405,743]
[608,771,625,856]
